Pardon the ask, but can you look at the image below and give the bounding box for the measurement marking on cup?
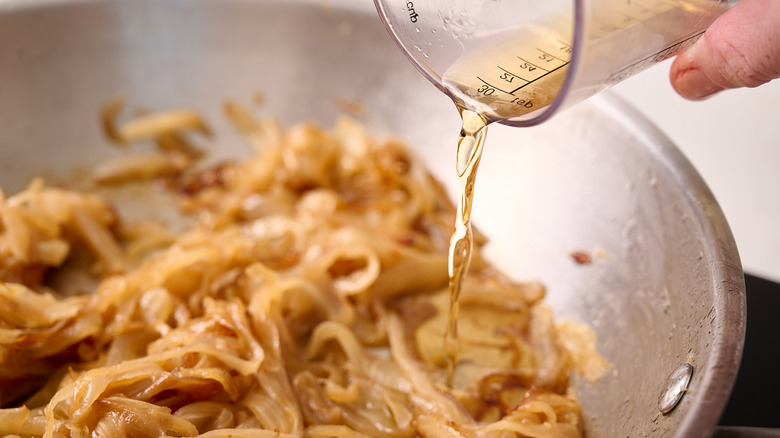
[606,32,703,84]
[497,66,525,80]
[536,48,567,63]
[475,76,515,95]
[495,67,531,87]
[472,41,571,99]
[508,62,568,95]
[439,27,574,119]
[516,56,547,74]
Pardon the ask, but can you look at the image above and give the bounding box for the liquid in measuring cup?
[442,26,572,121]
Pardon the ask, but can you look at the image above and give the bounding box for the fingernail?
[672,66,724,100]
[670,41,724,100]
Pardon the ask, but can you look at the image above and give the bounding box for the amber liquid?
[444,108,489,384]
[440,25,571,385]
[441,26,572,122]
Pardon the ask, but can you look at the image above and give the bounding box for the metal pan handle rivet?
[659,363,694,415]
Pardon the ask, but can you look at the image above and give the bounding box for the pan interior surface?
[0,0,745,436]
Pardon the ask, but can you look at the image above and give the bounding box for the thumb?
[670,0,780,100]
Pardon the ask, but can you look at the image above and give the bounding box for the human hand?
[669,0,780,100]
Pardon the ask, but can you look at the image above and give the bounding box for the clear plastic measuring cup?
[374,0,737,127]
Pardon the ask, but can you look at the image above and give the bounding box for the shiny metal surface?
[0,0,745,436]
[659,363,694,415]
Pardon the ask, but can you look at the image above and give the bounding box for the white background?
[612,60,780,282]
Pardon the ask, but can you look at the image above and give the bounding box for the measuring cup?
[374,0,738,127]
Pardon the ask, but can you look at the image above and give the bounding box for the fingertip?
[671,65,724,100]
[670,0,780,98]
[670,40,724,100]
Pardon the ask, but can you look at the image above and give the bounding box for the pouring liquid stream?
[444,108,489,385]
[442,29,570,385]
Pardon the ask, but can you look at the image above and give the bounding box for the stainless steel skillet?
[0,0,745,436]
